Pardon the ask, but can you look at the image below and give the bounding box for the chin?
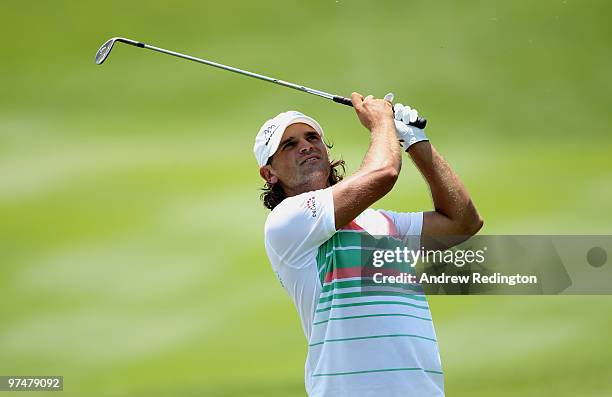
[299,165,330,188]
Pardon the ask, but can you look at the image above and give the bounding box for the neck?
[284,179,330,197]
[281,164,333,198]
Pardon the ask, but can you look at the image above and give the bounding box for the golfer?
[254,92,483,397]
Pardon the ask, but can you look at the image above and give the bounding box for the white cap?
[253,111,324,167]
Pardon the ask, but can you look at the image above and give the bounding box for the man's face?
[260,123,331,195]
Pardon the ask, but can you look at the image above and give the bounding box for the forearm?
[336,120,401,211]
[359,120,402,175]
[408,141,482,233]
[331,94,402,229]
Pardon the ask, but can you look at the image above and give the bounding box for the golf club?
[95,37,427,129]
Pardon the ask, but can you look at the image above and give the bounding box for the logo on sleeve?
[306,196,317,218]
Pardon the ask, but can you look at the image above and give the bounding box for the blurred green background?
[1,0,611,396]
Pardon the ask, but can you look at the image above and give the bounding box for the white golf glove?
[393,102,428,151]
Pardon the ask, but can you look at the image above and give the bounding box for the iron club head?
[95,38,117,64]
[95,37,145,65]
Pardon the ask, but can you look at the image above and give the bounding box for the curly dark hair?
[260,142,346,210]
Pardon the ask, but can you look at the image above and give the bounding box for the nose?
[298,138,314,154]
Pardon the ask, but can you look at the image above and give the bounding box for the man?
[253,92,483,396]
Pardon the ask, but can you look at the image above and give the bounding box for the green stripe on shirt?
[319,290,428,304]
[322,278,422,293]
[313,367,443,377]
[313,313,433,326]
[309,333,437,347]
[316,300,430,313]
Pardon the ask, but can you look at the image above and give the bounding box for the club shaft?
[143,44,335,101]
[106,38,427,129]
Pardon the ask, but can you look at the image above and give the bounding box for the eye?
[307,134,319,141]
[282,141,296,150]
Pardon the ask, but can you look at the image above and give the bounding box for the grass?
[1,1,611,395]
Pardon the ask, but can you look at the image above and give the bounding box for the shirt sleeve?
[264,187,336,269]
[379,210,424,237]
[380,210,424,251]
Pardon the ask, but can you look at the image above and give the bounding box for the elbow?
[461,212,484,236]
[376,165,400,191]
[362,165,399,198]
[447,201,483,237]
[356,164,400,201]
[383,165,400,183]
[470,214,484,235]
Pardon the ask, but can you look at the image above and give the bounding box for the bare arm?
[407,141,484,249]
[332,93,401,229]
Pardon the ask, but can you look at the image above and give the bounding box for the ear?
[259,165,279,184]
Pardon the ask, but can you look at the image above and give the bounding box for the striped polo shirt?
[264,187,444,397]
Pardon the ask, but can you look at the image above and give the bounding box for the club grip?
[332,95,354,106]
[332,95,427,129]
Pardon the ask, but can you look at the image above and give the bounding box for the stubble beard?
[287,162,331,196]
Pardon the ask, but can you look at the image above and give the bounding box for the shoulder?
[265,188,333,235]
[263,187,336,266]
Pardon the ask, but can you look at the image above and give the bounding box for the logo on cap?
[264,124,279,146]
